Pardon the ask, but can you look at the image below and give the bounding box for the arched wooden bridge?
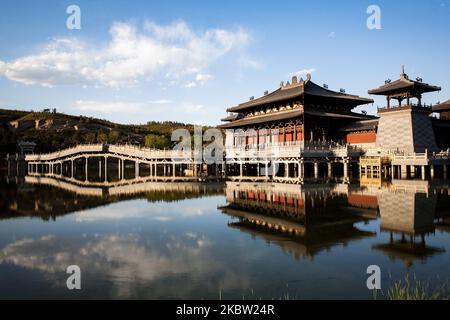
[25,144,223,182]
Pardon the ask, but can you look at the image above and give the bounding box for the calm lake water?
[1,173,450,299]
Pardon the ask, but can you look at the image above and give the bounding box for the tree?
[144,134,171,149]
[84,132,97,144]
[97,132,108,143]
[108,130,120,144]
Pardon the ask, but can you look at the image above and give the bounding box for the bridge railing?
[26,144,104,161]
[25,143,196,162]
[225,142,361,159]
[108,145,193,161]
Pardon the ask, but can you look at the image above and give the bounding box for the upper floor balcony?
[225,141,362,159]
[377,103,433,114]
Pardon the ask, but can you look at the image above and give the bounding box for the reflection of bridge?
[2,175,224,221]
[24,144,224,182]
[24,175,224,198]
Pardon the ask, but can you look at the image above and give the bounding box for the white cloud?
[238,55,263,69]
[289,68,316,78]
[0,20,252,88]
[182,104,205,113]
[148,99,172,104]
[75,100,143,114]
[182,73,213,88]
[0,60,5,74]
[195,73,213,84]
[328,31,336,38]
[0,234,250,298]
[184,82,197,88]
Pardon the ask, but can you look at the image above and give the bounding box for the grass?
[379,274,450,300]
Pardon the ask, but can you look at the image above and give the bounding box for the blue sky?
[0,0,449,125]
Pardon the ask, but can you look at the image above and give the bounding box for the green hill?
[0,108,207,155]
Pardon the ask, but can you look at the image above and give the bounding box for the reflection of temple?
[0,175,224,221]
[219,182,377,260]
[372,180,448,266]
[220,180,450,263]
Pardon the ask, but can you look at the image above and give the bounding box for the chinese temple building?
[219,74,375,183]
[219,69,450,184]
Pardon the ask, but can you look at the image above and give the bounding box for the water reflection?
[220,183,377,260]
[220,181,450,265]
[1,175,224,221]
[374,181,448,266]
[0,233,247,299]
[1,173,450,299]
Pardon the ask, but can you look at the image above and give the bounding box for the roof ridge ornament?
[305,73,312,83]
[400,65,408,80]
[291,75,298,85]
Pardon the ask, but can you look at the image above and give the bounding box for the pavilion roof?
[368,71,441,96]
[227,76,373,113]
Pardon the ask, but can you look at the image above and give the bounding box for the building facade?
[219,74,375,183]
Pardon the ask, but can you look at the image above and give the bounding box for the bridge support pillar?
[85,157,88,182]
[117,159,121,180]
[104,156,108,182]
[135,161,140,179]
[298,160,304,182]
[421,165,426,180]
[121,159,125,180]
[99,158,102,179]
[410,166,416,179]
[343,161,349,180]
[401,165,408,179]
[314,162,319,179]
[328,162,332,178]
[430,165,435,179]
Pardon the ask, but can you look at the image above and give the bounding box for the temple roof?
[339,119,379,132]
[305,109,376,120]
[220,113,243,122]
[432,99,450,112]
[218,109,303,129]
[368,70,441,96]
[227,76,373,113]
[218,108,374,129]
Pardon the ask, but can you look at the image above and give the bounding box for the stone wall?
[376,108,438,153]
